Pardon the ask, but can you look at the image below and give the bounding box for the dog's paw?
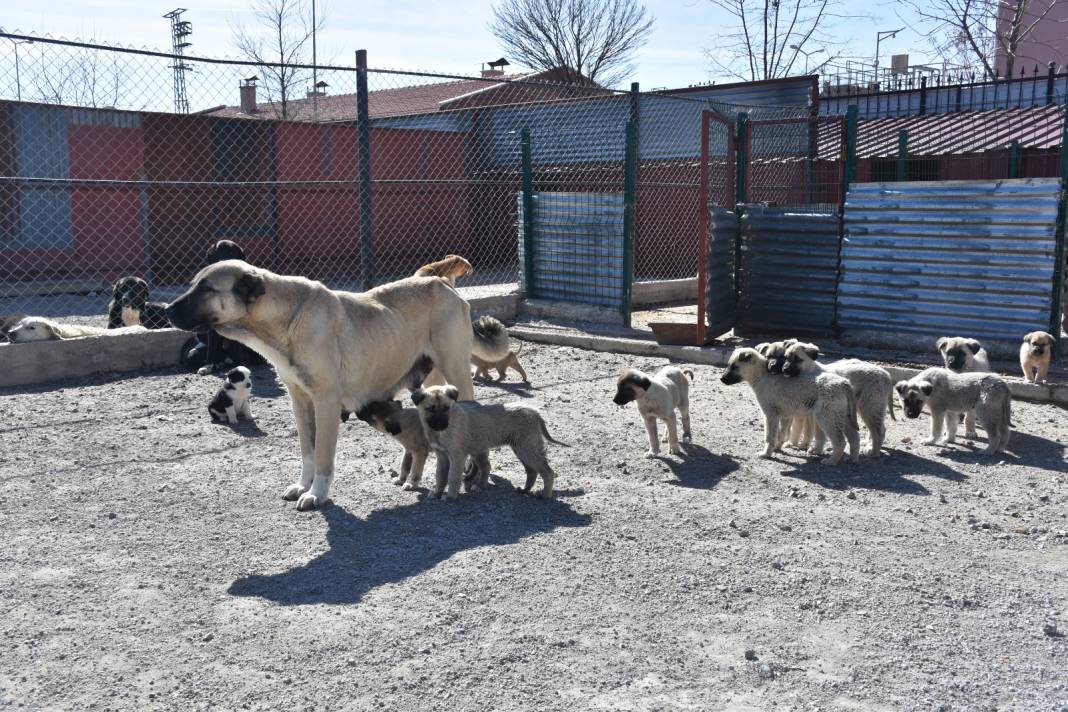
[682,434,692,443]
[196,366,212,376]
[644,449,659,458]
[295,492,326,511]
[758,449,775,459]
[922,438,938,445]
[821,456,842,466]
[281,483,307,501]
[670,445,684,456]
[965,431,979,440]
[403,481,419,491]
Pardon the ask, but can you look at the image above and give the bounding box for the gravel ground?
[1,343,1066,711]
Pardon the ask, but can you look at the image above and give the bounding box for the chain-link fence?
[0,31,820,327]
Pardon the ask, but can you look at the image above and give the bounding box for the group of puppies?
[203,252,550,501]
[612,332,1036,466]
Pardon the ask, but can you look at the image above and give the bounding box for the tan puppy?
[472,344,528,382]
[6,317,111,342]
[355,399,433,490]
[755,339,813,450]
[414,255,474,287]
[1020,331,1055,383]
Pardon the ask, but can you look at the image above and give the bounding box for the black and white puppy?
[208,366,254,424]
[613,365,694,457]
[108,277,171,329]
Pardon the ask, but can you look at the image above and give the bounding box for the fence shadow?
[778,447,968,495]
[227,491,591,606]
[656,443,738,490]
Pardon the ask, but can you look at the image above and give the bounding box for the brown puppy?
[472,343,528,383]
[1020,331,1055,383]
[414,255,474,287]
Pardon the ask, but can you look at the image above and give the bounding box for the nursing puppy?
[6,317,110,342]
[613,366,693,457]
[208,366,253,424]
[782,342,895,455]
[355,399,433,490]
[936,336,990,438]
[721,347,859,465]
[412,385,566,500]
[414,254,474,287]
[1020,331,1055,384]
[108,277,171,329]
[471,316,529,382]
[895,367,1011,454]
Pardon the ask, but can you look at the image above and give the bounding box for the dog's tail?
[886,387,896,421]
[471,316,511,361]
[538,415,571,447]
[845,386,860,432]
[683,368,695,381]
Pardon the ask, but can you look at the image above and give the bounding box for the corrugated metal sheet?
[518,192,625,309]
[838,178,1061,342]
[705,207,739,339]
[739,206,840,334]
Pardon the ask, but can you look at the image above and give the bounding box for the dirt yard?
[1,343,1066,711]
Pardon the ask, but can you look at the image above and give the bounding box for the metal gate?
[699,109,738,341]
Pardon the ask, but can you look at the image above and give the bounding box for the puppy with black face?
[412,384,565,500]
[895,367,1011,454]
[614,365,693,457]
[355,399,434,490]
[936,336,989,374]
[1020,331,1055,384]
[108,277,171,329]
[206,239,247,264]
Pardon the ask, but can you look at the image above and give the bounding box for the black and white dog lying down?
[108,277,171,329]
[179,240,264,375]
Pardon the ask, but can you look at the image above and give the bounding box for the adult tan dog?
[166,260,474,511]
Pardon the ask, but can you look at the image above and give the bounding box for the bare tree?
[704,0,848,82]
[232,0,324,119]
[490,0,654,86]
[25,48,128,108]
[901,0,1061,79]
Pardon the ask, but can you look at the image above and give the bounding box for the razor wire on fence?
[0,31,815,326]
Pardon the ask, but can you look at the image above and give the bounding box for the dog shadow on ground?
[227,488,592,606]
[476,378,536,398]
[778,447,967,495]
[214,419,268,438]
[656,443,738,490]
[936,429,1065,472]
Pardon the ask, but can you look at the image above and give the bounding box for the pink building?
[995,1,1068,76]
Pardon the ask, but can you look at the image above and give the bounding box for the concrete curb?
[0,327,190,389]
[509,326,1068,408]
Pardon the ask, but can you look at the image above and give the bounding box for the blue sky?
[2,0,932,89]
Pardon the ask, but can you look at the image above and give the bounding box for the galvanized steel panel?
[838,178,1061,342]
[705,208,739,338]
[739,207,840,334]
[518,192,625,309]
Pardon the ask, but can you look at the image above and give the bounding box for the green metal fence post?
[896,128,908,181]
[1049,103,1068,350]
[1009,140,1020,179]
[521,128,536,299]
[622,119,637,327]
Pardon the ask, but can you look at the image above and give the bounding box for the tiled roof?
[204,68,599,122]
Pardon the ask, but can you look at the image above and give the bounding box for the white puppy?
[613,366,694,457]
[6,317,110,342]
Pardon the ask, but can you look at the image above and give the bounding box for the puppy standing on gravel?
[412,385,566,500]
[936,336,990,438]
[721,347,860,465]
[613,366,693,457]
[471,316,528,382]
[756,339,813,449]
[895,367,1011,454]
[355,399,432,490]
[1020,331,1055,384]
[782,342,896,455]
[208,366,253,424]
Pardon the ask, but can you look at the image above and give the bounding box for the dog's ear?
[41,321,59,340]
[444,385,460,402]
[920,381,934,396]
[112,280,123,297]
[802,342,820,360]
[737,350,752,362]
[755,342,770,355]
[234,273,265,303]
[935,337,948,353]
[411,388,426,406]
[895,381,908,396]
[965,339,981,354]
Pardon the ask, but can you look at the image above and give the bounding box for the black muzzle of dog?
[613,393,633,406]
[425,413,450,431]
[904,402,924,419]
[720,372,741,385]
[165,295,202,332]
